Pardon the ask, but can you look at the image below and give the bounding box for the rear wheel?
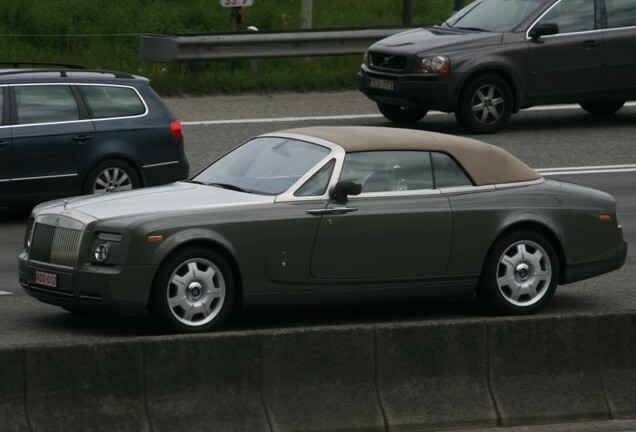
[377,103,428,123]
[83,159,140,194]
[579,100,625,115]
[150,247,235,333]
[455,74,513,134]
[477,230,559,315]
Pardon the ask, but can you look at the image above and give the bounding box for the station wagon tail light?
[599,215,612,222]
[170,120,183,140]
[416,55,450,74]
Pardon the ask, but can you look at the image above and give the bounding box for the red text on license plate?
[35,270,57,288]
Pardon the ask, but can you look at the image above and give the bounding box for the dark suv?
[0,63,189,206]
[359,0,636,133]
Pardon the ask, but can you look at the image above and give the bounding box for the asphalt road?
[1,91,635,347]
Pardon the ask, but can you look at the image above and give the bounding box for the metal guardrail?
[139,27,419,62]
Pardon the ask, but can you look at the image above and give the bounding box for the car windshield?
[444,0,546,32]
[192,137,331,195]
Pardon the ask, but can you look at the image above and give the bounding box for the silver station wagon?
[19,127,627,332]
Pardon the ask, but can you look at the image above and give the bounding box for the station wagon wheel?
[579,100,625,116]
[455,75,512,134]
[377,103,428,123]
[477,230,558,315]
[150,248,235,333]
[83,159,140,194]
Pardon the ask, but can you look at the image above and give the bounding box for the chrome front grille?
[30,222,82,267]
[369,52,407,71]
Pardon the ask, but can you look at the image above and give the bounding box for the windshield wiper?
[455,26,489,32]
[209,183,252,193]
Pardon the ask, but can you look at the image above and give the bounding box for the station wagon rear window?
[81,85,146,119]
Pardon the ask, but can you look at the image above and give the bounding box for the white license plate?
[369,78,395,91]
[35,270,57,288]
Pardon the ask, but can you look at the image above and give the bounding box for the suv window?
[446,0,545,32]
[81,85,146,119]
[15,85,80,125]
[606,0,636,28]
[537,0,596,33]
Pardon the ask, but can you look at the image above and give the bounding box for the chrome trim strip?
[494,178,545,189]
[12,173,77,182]
[439,184,495,194]
[142,160,180,169]
[0,179,9,183]
[350,189,443,200]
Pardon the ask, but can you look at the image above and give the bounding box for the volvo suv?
[359,0,636,133]
[0,63,189,206]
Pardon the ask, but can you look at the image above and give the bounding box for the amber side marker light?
[148,235,164,242]
[599,215,612,222]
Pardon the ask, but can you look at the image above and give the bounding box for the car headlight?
[415,55,450,74]
[94,244,109,262]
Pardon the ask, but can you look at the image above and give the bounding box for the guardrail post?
[402,0,414,25]
[301,0,313,29]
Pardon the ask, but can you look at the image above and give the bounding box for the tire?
[579,100,625,116]
[477,230,559,315]
[377,103,428,123]
[150,247,235,333]
[455,74,513,134]
[83,159,140,194]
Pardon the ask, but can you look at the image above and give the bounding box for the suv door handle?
[72,135,93,144]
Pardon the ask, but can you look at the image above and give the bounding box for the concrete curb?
[1,312,636,432]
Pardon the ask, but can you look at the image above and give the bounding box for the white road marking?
[0,291,12,295]
[182,101,636,126]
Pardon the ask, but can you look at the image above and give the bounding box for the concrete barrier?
[0,348,28,432]
[144,333,270,432]
[598,313,636,419]
[488,315,608,426]
[376,321,497,431]
[25,341,148,432]
[3,313,636,431]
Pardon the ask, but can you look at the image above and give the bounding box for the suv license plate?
[369,78,395,91]
[35,270,57,288]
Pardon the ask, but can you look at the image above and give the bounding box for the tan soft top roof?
[278,126,540,186]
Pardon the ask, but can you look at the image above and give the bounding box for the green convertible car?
[19,126,627,332]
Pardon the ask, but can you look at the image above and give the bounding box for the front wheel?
[579,100,625,116]
[455,75,513,134]
[377,103,428,123]
[150,248,235,333]
[477,230,559,315]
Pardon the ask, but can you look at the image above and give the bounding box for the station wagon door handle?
[583,40,599,49]
[0,140,8,149]
[72,135,93,144]
[306,206,359,215]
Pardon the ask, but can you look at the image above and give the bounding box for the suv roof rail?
[0,67,136,79]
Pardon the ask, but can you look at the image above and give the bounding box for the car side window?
[340,151,434,193]
[81,85,146,119]
[432,152,473,188]
[537,0,596,33]
[295,159,335,196]
[605,0,636,28]
[15,85,80,125]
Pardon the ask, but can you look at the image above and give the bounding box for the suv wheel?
[377,103,428,123]
[455,75,513,134]
[579,101,625,116]
[84,159,140,194]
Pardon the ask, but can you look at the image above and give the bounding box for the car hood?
[34,182,274,221]
[371,27,503,54]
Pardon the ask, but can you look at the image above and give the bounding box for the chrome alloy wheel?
[495,240,552,307]
[471,83,505,126]
[166,258,226,327]
[93,167,133,193]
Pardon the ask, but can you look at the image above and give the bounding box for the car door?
[10,84,95,200]
[0,87,9,201]
[601,0,636,94]
[310,150,453,280]
[526,0,602,99]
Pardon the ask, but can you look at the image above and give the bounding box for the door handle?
[72,135,93,144]
[306,206,359,215]
[583,40,599,49]
[0,140,8,149]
